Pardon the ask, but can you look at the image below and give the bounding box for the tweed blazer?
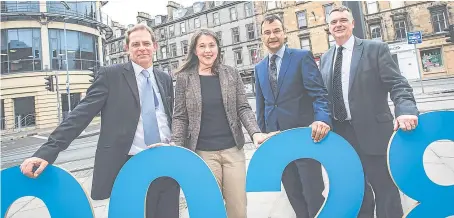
[171,64,260,151]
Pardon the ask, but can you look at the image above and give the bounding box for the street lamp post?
[60,1,72,114]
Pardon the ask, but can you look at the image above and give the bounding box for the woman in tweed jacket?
[171,29,270,218]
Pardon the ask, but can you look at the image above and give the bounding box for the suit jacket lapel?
[349,37,364,93]
[325,47,336,96]
[123,62,140,106]
[153,69,170,117]
[188,68,202,124]
[276,48,293,98]
[218,66,230,116]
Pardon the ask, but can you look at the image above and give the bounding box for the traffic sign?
[407,31,422,44]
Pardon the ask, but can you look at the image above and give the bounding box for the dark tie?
[269,54,278,97]
[333,46,348,122]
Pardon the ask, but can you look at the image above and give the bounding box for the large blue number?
[1,166,94,218]
[246,128,365,217]
[108,146,226,218]
[388,111,454,218]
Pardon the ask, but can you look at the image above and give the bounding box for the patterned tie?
[140,70,160,145]
[269,54,278,97]
[333,46,348,122]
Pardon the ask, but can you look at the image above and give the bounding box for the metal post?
[54,72,62,123]
[17,115,22,131]
[64,17,71,113]
[414,43,424,93]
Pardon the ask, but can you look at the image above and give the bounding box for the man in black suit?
[20,24,179,218]
[320,6,419,218]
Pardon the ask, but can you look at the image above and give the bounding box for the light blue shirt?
[129,61,171,155]
[268,44,286,79]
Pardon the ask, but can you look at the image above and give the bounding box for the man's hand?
[394,115,418,131]
[147,142,175,149]
[310,121,331,143]
[20,157,49,178]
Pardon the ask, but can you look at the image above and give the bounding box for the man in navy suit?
[254,15,332,218]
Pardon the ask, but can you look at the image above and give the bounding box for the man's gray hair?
[328,5,354,22]
[125,23,156,45]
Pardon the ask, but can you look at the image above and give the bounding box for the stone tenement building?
[137,1,261,95]
[361,1,454,79]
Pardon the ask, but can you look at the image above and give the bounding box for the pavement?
[3,139,454,218]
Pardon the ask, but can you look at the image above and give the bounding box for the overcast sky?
[102,0,199,26]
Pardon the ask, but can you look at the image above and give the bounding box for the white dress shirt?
[129,61,171,155]
[332,35,355,120]
[268,44,286,79]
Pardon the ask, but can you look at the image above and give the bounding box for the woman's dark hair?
[175,29,222,75]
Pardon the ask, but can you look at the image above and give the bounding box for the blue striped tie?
[140,69,160,145]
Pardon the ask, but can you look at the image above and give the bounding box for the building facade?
[105,21,130,65]
[137,1,262,95]
[1,1,112,132]
[362,1,454,79]
[253,1,343,66]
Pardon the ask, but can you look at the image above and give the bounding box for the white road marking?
[32,135,48,140]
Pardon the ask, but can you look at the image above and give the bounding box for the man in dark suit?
[255,15,332,218]
[20,24,180,218]
[320,6,419,218]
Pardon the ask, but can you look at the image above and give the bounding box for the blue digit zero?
[108,146,227,218]
[1,166,94,218]
[246,128,364,217]
[388,111,454,218]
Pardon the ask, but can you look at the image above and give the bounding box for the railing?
[1,1,114,40]
[0,113,36,134]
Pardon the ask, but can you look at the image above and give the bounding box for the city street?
[2,90,454,218]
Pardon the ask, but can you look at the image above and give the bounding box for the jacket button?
[274,104,278,108]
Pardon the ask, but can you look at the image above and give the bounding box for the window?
[234,49,243,66]
[230,7,237,21]
[171,61,179,70]
[47,1,96,20]
[296,11,307,29]
[153,51,157,62]
[220,51,225,64]
[160,29,166,40]
[328,34,336,48]
[216,31,223,46]
[61,93,81,120]
[180,22,186,34]
[421,48,443,72]
[1,1,39,12]
[181,40,188,55]
[214,1,222,7]
[390,1,404,9]
[244,2,253,17]
[324,4,333,23]
[1,29,42,74]
[300,38,311,50]
[249,47,259,64]
[370,24,382,40]
[431,10,447,33]
[169,25,175,38]
[266,1,277,10]
[170,43,177,57]
[194,18,201,28]
[213,12,220,25]
[366,1,378,14]
[161,46,167,59]
[49,29,98,71]
[232,27,240,44]
[162,64,169,73]
[246,24,255,40]
[13,96,35,128]
[394,20,407,40]
[110,43,115,54]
